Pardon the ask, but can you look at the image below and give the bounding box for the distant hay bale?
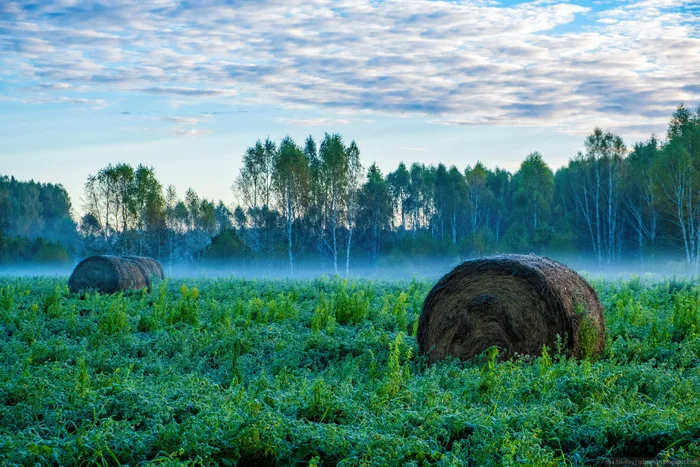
[417,254,605,363]
[68,255,165,294]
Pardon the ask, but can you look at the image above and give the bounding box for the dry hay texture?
[417,254,605,363]
[68,256,165,294]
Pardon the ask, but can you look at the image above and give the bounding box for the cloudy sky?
[1,0,699,212]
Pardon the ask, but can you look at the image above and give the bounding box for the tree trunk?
[677,186,692,264]
[346,210,353,277]
[638,212,644,264]
[332,196,338,274]
[452,211,457,245]
[287,183,294,276]
[373,222,378,264]
[533,209,538,231]
[595,159,602,266]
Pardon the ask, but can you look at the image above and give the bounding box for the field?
[0,276,699,466]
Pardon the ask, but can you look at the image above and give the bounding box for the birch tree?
[464,162,492,235]
[273,136,311,275]
[654,105,700,268]
[569,129,625,265]
[318,133,350,274]
[358,164,392,264]
[387,162,411,230]
[623,137,659,262]
[344,140,363,276]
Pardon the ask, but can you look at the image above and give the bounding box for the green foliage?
[0,234,72,264]
[310,293,336,334]
[672,291,700,341]
[0,285,14,313]
[1,276,699,466]
[168,284,200,325]
[98,294,130,334]
[575,304,600,360]
[42,285,62,318]
[333,283,370,325]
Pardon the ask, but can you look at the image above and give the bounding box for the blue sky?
[1,0,699,213]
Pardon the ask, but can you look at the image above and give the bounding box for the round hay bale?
[123,256,165,283]
[417,254,605,363]
[68,255,164,294]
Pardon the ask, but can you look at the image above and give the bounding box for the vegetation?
[0,276,698,465]
[3,104,700,272]
[0,176,76,263]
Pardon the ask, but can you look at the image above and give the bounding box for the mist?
[1,255,695,283]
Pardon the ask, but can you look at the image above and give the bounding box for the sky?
[1,0,700,215]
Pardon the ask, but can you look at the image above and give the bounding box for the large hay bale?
[68,255,165,294]
[417,254,605,363]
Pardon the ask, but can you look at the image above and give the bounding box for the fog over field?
[1,256,696,283]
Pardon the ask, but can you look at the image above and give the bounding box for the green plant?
[310,293,336,334]
[42,285,62,318]
[168,284,200,325]
[98,294,130,334]
[1,276,699,466]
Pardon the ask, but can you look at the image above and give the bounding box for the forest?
[1,104,700,273]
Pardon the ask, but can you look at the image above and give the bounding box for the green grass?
[0,276,699,466]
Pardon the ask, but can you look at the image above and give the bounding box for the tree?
[433,164,449,243]
[464,162,493,235]
[233,206,247,231]
[182,189,217,262]
[318,133,351,273]
[654,104,700,268]
[214,201,233,233]
[358,164,392,264]
[273,136,312,275]
[511,152,554,233]
[164,185,178,271]
[623,137,659,262]
[387,162,411,230]
[83,163,136,253]
[406,163,435,236]
[235,138,276,251]
[567,130,625,265]
[434,166,467,246]
[303,135,325,259]
[132,164,164,256]
[486,168,511,245]
[344,140,363,276]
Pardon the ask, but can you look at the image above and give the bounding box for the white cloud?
[176,128,212,137]
[162,115,213,125]
[1,0,699,137]
[276,117,351,126]
[21,96,107,107]
[142,87,237,97]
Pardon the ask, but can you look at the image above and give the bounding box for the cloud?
[1,0,699,137]
[162,115,213,125]
[142,87,237,98]
[21,96,107,107]
[176,128,212,137]
[276,117,351,126]
[34,82,72,90]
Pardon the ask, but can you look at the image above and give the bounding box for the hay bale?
[68,255,165,294]
[123,256,165,284]
[417,254,605,363]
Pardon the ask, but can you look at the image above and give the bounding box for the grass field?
[0,276,699,466]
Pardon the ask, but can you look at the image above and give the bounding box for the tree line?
[1,104,699,272]
[0,176,76,263]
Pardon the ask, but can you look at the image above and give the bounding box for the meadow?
[0,275,699,466]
